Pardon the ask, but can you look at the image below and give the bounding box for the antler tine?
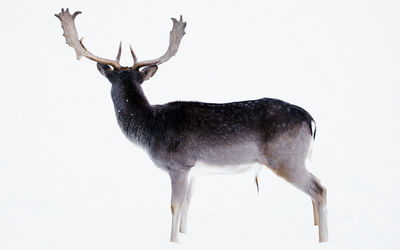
[131,16,186,69]
[129,44,138,65]
[55,9,122,69]
[116,41,122,63]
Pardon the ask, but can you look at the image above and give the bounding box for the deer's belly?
[191,142,262,176]
[191,162,261,177]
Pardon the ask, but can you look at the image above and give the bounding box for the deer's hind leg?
[312,200,319,226]
[267,159,328,242]
[263,125,328,242]
[311,173,323,226]
[309,173,328,242]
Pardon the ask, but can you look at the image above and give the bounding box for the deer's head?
[96,63,158,86]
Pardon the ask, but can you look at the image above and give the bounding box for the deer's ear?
[141,65,158,81]
[97,63,114,79]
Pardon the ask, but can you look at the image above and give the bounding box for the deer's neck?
[111,83,153,147]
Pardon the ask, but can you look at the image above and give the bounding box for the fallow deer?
[55,8,328,243]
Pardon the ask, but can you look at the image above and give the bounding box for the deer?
[55,8,328,243]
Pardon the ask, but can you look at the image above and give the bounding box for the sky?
[0,0,399,249]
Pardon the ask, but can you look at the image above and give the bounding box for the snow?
[1,0,400,249]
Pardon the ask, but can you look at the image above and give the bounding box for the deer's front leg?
[169,169,189,243]
[179,177,196,234]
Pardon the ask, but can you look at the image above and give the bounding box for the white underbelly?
[189,161,262,178]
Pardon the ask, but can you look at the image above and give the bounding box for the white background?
[0,0,399,249]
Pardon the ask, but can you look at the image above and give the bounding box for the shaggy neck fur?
[111,81,153,147]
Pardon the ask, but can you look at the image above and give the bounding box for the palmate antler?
[131,16,186,69]
[55,8,186,70]
[55,9,123,69]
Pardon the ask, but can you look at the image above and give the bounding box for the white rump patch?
[308,120,316,161]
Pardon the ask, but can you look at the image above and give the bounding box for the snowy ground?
[1,1,399,249]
